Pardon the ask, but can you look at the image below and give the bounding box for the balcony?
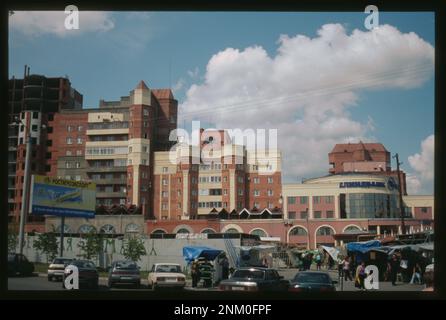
[96,191,127,198]
[93,178,127,185]
[86,166,127,173]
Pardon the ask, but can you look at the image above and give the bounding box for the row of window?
[65,161,81,169]
[66,150,83,156]
[160,202,277,211]
[66,137,83,145]
[287,210,335,219]
[287,196,334,205]
[86,147,128,155]
[96,185,126,193]
[128,146,149,153]
[67,125,83,132]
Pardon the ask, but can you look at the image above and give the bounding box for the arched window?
[344,225,362,233]
[100,224,116,234]
[289,226,307,236]
[250,229,267,237]
[125,223,140,233]
[316,226,335,236]
[225,228,239,234]
[152,229,166,234]
[78,225,96,234]
[201,229,216,234]
[176,228,190,234]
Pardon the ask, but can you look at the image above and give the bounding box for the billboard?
[29,175,96,218]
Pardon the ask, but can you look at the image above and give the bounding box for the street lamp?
[13,115,46,255]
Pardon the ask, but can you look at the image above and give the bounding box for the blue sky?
[9,11,435,194]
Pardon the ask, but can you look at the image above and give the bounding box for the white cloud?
[9,11,114,37]
[408,134,434,194]
[406,174,422,195]
[179,23,434,182]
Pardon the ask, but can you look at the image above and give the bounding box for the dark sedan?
[62,260,99,290]
[289,271,337,292]
[219,267,289,292]
[8,254,34,277]
[108,260,141,289]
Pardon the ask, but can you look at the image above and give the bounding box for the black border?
[1,0,445,303]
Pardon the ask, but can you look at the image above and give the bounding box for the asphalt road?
[8,269,425,292]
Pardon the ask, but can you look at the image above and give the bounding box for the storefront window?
[343,193,399,219]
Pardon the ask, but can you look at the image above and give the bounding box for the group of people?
[190,254,230,288]
[338,253,428,290]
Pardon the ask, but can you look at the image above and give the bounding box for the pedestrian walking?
[410,263,422,284]
[343,257,353,281]
[389,254,400,286]
[191,259,200,288]
[355,262,367,290]
[315,253,322,271]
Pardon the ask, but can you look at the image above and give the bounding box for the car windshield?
[232,270,265,280]
[54,258,72,265]
[155,265,181,273]
[72,260,96,269]
[294,273,330,284]
[115,261,137,269]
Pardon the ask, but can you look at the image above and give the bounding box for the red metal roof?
[330,142,388,153]
[135,80,149,90]
[152,89,173,99]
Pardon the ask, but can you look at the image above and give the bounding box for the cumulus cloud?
[408,134,434,194]
[179,23,434,182]
[9,11,114,37]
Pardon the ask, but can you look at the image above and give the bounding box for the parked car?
[62,260,99,290]
[48,258,73,281]
[148,263,186,290]
[108,260,141,289]
[219,267,289,292]
[289,271,337,292]
[8,253,34,277]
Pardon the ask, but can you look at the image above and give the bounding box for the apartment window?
[48,113,54,121]
[142,159,147,165]
[162,191,168,198]
[162,179,168,186]
[223,189,228,195]
[237,176,244,183]
[300,196,308,204]
[31,125,38,132]
[65,175,71,180]
[253,177,260,184]
[162,167,168,173]
[223,176,228,182]
[191,177,197,184]
[66,137,73,145]
[178,203,181,209]
[237,202,243,209]
[238,189,243,196]
[314,211,322,219]
[288,197,296,205]
[313,196,320,204]
[301,211,308,219]
[65,162,72,169]
[128,159,132,165]
[20,125,24,132]
[31,137,37,145]
[421,207,429,213]
[142,146,148,153]
[254,202,260,208]
[254,190,260,197]
[77,137,83,144]
[76,150,82,156]
[267,189,273,196]
[46,152,51,159]
[268,177,274,184]
[75,175,81,181]
[326,211,334,218]
[65,150,72,156]
[143,121,148,127]
[67,125,73,132]
[129,146,133,153]
[191,190,197,196]
[75,162,81,168]
[223,202,228,208]
[325,196,334,204]
[142,171,147,179]
[268,202,274,209]
[144,133,148,139]
[177,190,181,196]
[162,203,168,210]
[143,109,149,116]
[288,212,296,219]
[252,165,258,170]
[77,125,83,131]
[46,139,52,146]
[32,112,38,119]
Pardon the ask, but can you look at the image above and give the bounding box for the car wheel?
[108,280,113,289]
[91,281,99,290]
[152,283,157,291]
[135,282,140,289]
[48,275,52,281]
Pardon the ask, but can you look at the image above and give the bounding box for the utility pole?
[17,118,32,255]
[393,153,406,235]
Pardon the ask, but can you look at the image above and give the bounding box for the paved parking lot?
[8,268,424,292]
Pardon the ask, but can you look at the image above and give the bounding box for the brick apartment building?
[8,69,83,227]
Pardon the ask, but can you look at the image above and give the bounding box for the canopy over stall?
[182,246,223,264]
[346,240,381,254]
[321,245,340,262]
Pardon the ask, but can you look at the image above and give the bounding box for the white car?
[48,258,73,281]
[148,263,186,290]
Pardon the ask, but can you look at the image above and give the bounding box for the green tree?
[33,232,59,263]
[122,237,146,262]
[77,231,103,260]
[8,224,19,254]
